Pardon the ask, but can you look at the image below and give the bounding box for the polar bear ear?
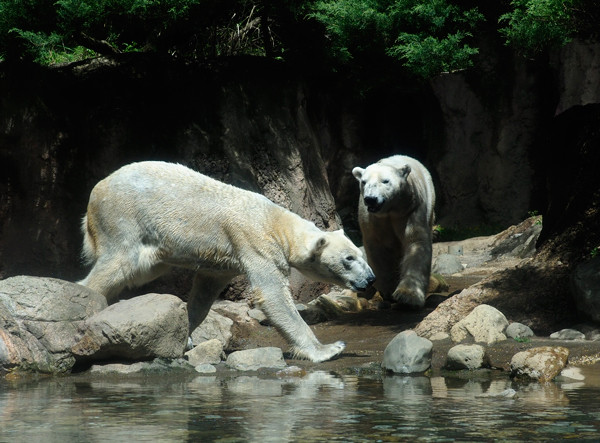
[309,236,328,261]
[398,164,411,179]
[352,167,365,182]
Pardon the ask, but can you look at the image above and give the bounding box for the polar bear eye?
[382,179,390,184]
[345,255,355,262]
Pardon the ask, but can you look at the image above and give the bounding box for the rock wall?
[1,40,600,294]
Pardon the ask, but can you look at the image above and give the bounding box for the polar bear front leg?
[393,225,432,309]
[249,266,345,363]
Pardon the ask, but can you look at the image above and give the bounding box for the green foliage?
[498,0,577,56]
[591,247,599,258]
[513,336,531,343]
[0,0,596,72]
[0,0,290,63]
[309,0,392,62]
[386,0,483,77]
[309,0,483,77]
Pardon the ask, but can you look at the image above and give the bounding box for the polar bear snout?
[352,270,376,292]
[363,195,384,213]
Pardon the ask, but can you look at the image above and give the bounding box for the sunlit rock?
[510,346,569,383]
[226,347,287,371]
[190,309,233,348]
[446,344,486,370]
[0,276,107,374]
[382,330,432,374]
[72,293,188,361]
[450,304,508,344]
[186,338,224,366]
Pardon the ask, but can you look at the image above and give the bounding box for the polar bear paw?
[392,286,425,309]
[293,341,346,363]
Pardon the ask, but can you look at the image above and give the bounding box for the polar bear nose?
[364,196,382,212]
[367,273,376,286]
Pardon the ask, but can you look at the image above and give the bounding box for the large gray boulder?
[0,276,107,374]
[382,330,433,374]
[72,293,188,362]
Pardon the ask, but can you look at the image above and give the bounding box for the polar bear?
[78,161,375,363]
[352,155,435,308]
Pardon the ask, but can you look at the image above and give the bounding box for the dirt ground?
[229,254,600,375]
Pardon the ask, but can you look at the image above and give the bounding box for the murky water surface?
[2,367,600,442]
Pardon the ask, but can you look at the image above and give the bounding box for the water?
[2,367,600,442]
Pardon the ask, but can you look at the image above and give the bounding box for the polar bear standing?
[78,161,375,363]
[352,155,435,308]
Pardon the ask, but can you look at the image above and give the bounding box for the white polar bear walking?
[352,155,435,308]
[78,161,375,363]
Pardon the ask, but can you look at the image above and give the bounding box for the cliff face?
[1,40,599,288]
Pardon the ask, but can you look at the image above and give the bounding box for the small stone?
[248,308,268,324]
[194,364,217,374]
[549,329,586,341]
[226,347,287,371]
[506,322,534,339]
[446,344,485,370]
[185,338,224,366]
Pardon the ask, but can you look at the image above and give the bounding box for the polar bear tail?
[80,214,97,266]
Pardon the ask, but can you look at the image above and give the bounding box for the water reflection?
[2,367,600,441]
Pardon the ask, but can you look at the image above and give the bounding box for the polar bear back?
[83,161,302,269]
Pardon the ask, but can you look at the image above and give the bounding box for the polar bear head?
[296,229,375,292]
[352,162,411,214]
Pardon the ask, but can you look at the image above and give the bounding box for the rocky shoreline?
[2,217,600,385]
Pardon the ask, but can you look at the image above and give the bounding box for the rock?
[190,309,234,348]
[560,366,585,381]
[311,290,362,318]
[311,293,344,318]
[550,328,586,341]
[490,218,542,259]
[212,300,252,323]
[510,346,569,383]
[382,330,433,374]
[248,308,268,324]
[296,303,328,325]
[432,254,464,275]
[571,257,600,322]
[506,322,534,340]
[225,347,287,371]
[446,344,486,370]
[89,361,152,375]
[450,304,508,344]
[194,364,217,374]
[428,274,450,293]
[185,338,224,366]
[0,276,107,374]
[72,293,188,361]
[429,332,450,341]
[88,358,193,374]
